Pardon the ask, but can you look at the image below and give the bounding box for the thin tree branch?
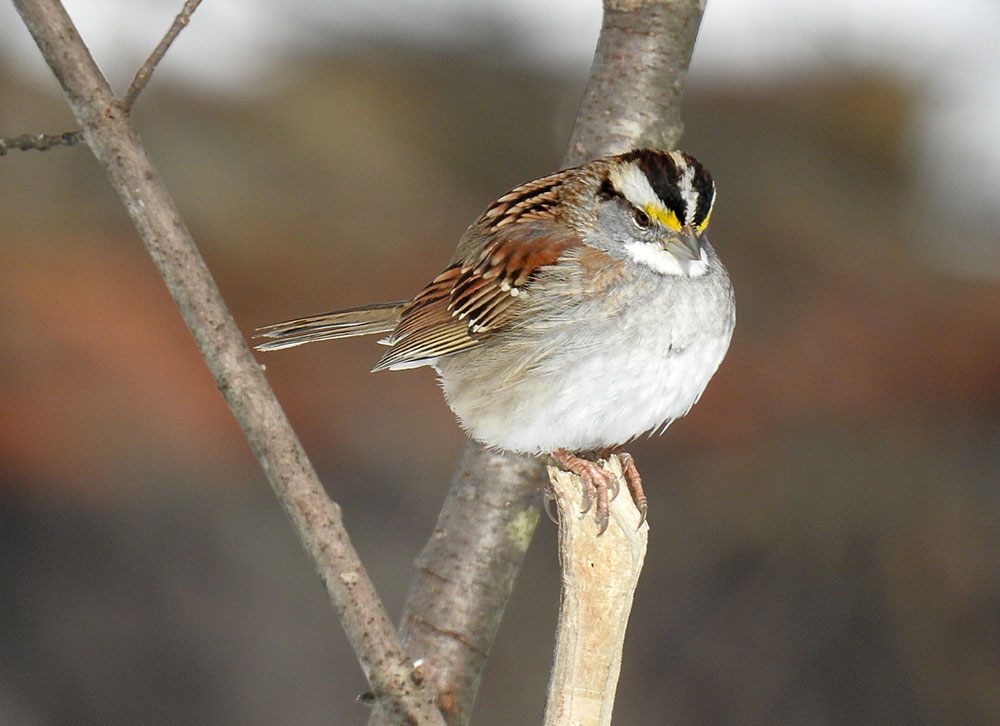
[543,457,648,726]
[0,130,83,155]
[11,1,445,723]
[121,0,202,113]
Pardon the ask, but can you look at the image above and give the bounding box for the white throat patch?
[624,241,709,277]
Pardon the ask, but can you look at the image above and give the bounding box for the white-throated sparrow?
[256,149,735,533]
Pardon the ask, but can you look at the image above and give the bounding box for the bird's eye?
[632,208,651,229]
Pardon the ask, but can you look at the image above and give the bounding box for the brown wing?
[372,223,581,371]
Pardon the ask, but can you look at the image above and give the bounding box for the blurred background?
[2,0,999,724]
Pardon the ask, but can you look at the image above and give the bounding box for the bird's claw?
[618,452,647,529]
[550,449,649,533]
[551,449,620,535]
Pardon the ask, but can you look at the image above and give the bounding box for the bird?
[255,149,735,533]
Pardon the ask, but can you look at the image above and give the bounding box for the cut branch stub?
[543,455,649,726]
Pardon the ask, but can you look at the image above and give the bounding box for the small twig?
[0,130,83,154]
[2,0,201,155]
[543,456,648,726]
[121,0,203,113]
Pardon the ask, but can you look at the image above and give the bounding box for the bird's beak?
[663,226,702,261]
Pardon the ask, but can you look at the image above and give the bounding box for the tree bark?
[384,445,546,723]
[567,0,706,162]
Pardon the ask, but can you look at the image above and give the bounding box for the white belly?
[437,251,734,455]
[442,332,731,455]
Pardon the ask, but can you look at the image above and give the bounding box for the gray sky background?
[3,0,998,273]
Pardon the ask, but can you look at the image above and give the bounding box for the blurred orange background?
[1,4,998,725]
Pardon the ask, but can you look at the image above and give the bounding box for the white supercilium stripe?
[669,151,699,224]
[609,164,660,210]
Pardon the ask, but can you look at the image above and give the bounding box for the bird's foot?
[616,451,647,528]
[551,449,621,535]
[589,448,648,529]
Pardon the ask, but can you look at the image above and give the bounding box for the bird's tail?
[253,301,405,351]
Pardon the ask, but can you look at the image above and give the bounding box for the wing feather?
[373,224,582,371]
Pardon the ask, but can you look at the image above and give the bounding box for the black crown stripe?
[617,149,714,227]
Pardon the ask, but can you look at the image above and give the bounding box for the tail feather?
[254,301,405,351]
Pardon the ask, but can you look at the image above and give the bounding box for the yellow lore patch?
[645,203,683,232]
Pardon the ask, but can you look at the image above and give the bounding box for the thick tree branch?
[567,0,707,164]
[371,445,546,724]
[378,1,708,724]
[11,1,445,723]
